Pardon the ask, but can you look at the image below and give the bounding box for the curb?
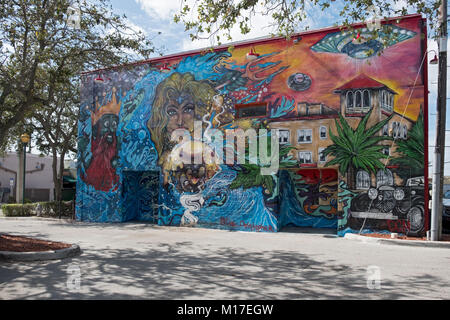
[344,233,450,248]
[0,244,81,262]
[0,216,75,223]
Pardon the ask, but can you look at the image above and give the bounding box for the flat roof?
[81,13,423,76]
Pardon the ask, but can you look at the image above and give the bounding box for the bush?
[35,201,73,218]
[1,201,74,218]
[1,203,36,217]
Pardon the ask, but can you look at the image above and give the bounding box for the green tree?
[174,0,441,45]
[31,78,79,204]
[0,0,154,151]
[322,109,393,189]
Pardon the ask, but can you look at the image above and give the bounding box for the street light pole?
[22,142,26,205]
[20,133,30,206]
[431,0,447,241]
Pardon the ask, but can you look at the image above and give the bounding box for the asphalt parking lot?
[0,216,449,299]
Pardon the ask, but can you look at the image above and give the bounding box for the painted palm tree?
[322,109,393,189]
[229,143,295,194]
[390,109,424,171]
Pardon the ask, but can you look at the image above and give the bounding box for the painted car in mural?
[350,176,425,236]
[76,14,427,236]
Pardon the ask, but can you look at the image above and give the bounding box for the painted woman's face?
[165,93,195,134]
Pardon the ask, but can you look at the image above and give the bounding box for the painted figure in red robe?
[82,88,120,191]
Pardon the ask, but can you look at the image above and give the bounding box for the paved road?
[0,217,449,299]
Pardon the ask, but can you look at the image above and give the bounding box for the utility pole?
[431,0,447,241]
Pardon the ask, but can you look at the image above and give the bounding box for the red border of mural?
[81,14,425,76]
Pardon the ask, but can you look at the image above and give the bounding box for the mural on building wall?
[311,24,416,59]
[122,170,159,222]
[77,15,427,236]
[341,111,426,236]
[80,88,121,192]
[279,168,338,229]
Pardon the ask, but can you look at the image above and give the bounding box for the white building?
[0,152,59,203]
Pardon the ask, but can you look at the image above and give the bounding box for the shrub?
[1,203,36,217]
[1,201,74,218]
[35,201,73,218]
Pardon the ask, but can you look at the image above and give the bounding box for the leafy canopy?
[0,0,155,151]
[174,0,441,45]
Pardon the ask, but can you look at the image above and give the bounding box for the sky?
[93,0,448,176]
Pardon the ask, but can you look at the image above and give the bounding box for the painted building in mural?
[77,14,428,237]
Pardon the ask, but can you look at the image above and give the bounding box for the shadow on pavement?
[1,241,448,300]
[279,226,336,236]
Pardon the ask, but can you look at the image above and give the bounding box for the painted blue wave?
[176,51,231,82]
[156,165,278,232]
[197,166,278,232]
[75,182,122,222]
[117,70,165,171]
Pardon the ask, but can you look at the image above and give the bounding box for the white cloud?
[135,0,181,20]
[124,19,147,36]
[390,0,409,12]
[178,0,344,51]
[133,0,342,53]
[180,2,282,51]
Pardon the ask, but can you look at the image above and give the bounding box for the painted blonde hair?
[147,72,216,165]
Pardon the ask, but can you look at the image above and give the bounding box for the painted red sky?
[226,16,425,121]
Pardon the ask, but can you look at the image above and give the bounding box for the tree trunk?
[347,166,355,190]
[58,151,67,219]
[59,151,66,199]
[51,149,61,203]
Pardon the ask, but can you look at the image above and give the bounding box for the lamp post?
[20,133,30,205]
[430,0,447,241]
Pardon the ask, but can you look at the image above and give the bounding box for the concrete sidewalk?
[1,217,449,299]
[344,233,450,248]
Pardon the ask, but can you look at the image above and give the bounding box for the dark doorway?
[122,170,160,222]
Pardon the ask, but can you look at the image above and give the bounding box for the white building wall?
[0,152,59,202]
